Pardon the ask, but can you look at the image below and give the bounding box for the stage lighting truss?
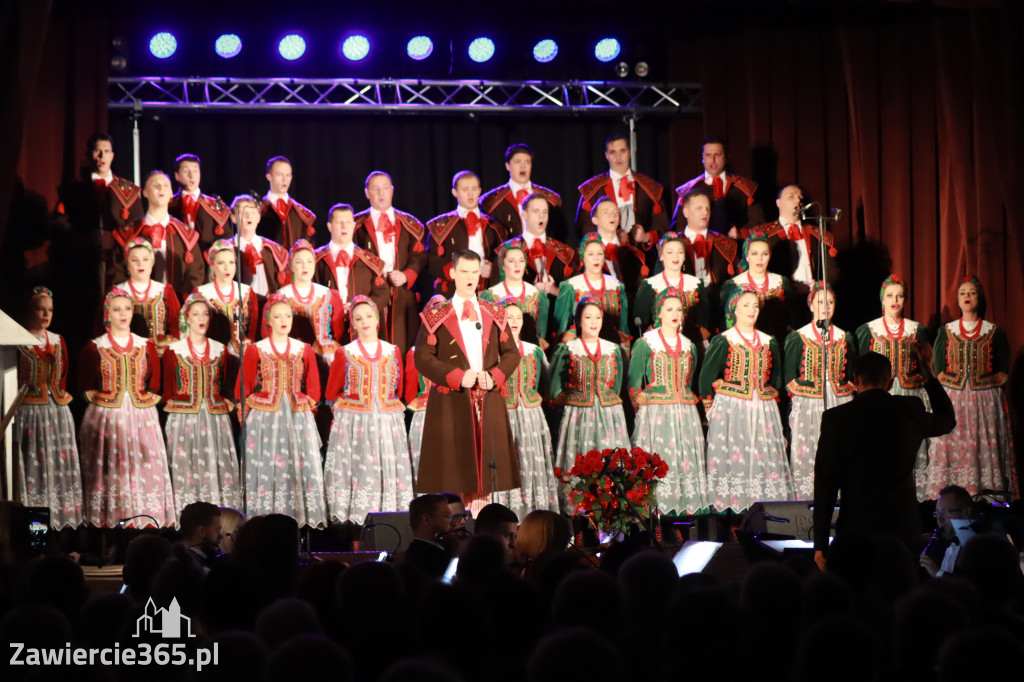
[108,77,701,115]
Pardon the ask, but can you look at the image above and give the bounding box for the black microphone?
[475,322,482,330]
[795,201,815,218]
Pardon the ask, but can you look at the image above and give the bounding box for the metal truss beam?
[108,77,701,116]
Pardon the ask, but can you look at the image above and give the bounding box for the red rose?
[553,467,563,479]
[635,454,649,469]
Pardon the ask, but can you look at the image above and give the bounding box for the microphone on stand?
[634,316,644,341]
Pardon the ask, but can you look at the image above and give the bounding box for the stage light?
[149,32,178,59]
[215,34,242,59]
[278,34,307,61]
[468,37,495,63]
[635,61,649,77]
[594,38,621,63]
[342,35,371,61]
[533,39,558,63]
[110,56,127,72]
[615,61,629,78]
[407,36,433,60]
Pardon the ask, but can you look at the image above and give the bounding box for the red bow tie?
[617,176,634,202]
[144,223,167,249]
[786,223,803,241]
[514,188,529,206]
[337,250,352,268]
[378,213,396,244]
[273,198,290,222]
[461,299,478,322]
[604,242,619,263]
[182,193,199,225]
[527,239,547,263]
[465,212,481,238]
[688,233,712,260]
[243,242,263,268]
[711,176,725,200]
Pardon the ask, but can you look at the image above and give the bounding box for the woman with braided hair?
[926,276,1018,499]
[855,274,933,500]
[700,286,793,512]
[628,287,708,514]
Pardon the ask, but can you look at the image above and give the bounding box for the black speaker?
[359,511,413,552]
[740,500,838,541]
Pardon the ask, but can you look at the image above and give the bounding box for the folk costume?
[259,192,317,250]
[628,289,708,515]
[681,227,737,334]
[196,241,259,358]
[237,294,327,528]
[403,344,433,482]
[14,288,83,529]
[324,297,414,523]
[231,233,289,302]
[520,231,582,287]
[281,240,346,366]
[114,215,205,301]
[481,181,568,243]
[747,219,837,288]
[574,170,669,258]
[169,190,233,253]
[671,172,763,236]
[633,232,710,344]
[426,208,506,295]
[78,288,176,528]
[114,238,181,357]
[480,238,551,346]
[554,234,631,345]
[700,290,794,512]
[312,240,390,339]
[413,294,521,495]
[352,207,428,355]
[719,272,792,345]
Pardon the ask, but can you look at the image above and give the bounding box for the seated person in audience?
[179,501,224,571]
[230,195,289,307]
[169,153,233,252]
[514,510,570,572]
[671,136,763,238]
[919,485,975,577]
[473,503,520,562]
[426,171,505,295]
[403,494,453,579]
[218,506,246,555]
[259,155,317,248]
[444,493,471,535]
[481,143,567,242]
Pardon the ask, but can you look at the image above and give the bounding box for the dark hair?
[521,191,548,212]
[451,170,479,189]
[505,143,534,163]
[442,493,463,505]
[180,501,222,538]
[573,296,604,334]
[589,195,618,219]
[86,132,113,154]
[683,188,712,206]
[174,153,201,172]
[327,203,354,221]
[701,136,727,154]
[604,132,629,150]
[474,503,519,535]
[938,485,973,515]
[408,494,447,531]
[776,183,802,200]
[451,249,482,267]
[854,352,892,388]
[364,170,392,188]
[265,155,291,174]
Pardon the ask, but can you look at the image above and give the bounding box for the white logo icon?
[133,597,195,638]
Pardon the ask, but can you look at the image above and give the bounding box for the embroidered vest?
[937,321,1005,390]
[557,340,621,408]
[245,344,317,414]
[17,333,72,406]
[633,334,699,406]
[788,326,856,399]
[333,344,404,413]
[86,338,160,408]
[504,343,544,409]
[163,341,233,414]
[713,331,777,401]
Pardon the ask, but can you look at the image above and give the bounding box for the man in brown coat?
[414,250,521,496]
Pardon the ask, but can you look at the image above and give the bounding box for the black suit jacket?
[403,538,451,579]
[813,377,956,552]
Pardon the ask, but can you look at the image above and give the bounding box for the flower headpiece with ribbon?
[807,280,835,310]
[178,292,211,336]
[205,239,236,282]
[123,235,154,262]
[878,274,906,305]
[495,237,528,284]
[738,229,770,273]
[499,296,526,313]
[288,238,316,264]
[102,287,132,328]
[656,232,687,259]
[725,285,760,329]
[578,232,605,262]
[959,274,984,299]
[260,293,292,339]
[348,294,380,323]
[652,287,685,328]
[31,286,54,301]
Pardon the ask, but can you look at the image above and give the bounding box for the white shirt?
[456,206,485,259]
[234,234,270,296]
[704,171,728,190]
[91,171,114,184]
[265,191,290,205]
[452,292,483,372]
[370,207,397,272]
[780,219,814,285]
[142,213,169,281]
[328,241,356,301]
[683,227,710,286]
[608,169,635,209]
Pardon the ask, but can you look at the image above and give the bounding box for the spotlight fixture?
[615,61,629,78]
[111,35,127,51]
[634,61,649,78]
[407,36,433,60]
[278,34,307,61]
[594,38,621,63]
[342,35,371,61]
[110,56,127,72]
[215,34,243,59]
[468,37,495,63]
[532,39,558,63]
[149,32,178,59]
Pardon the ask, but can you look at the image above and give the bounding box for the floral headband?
[205,239,236,281]
[806,281,834,310]
[578,232,605,261]
[959,274,984,299]
[260,293,292,339]
[575,294,602,316]
[496,237,527,264]
[652,287,685,328]
[738,229,770,272]
[123,236,154,261]
[656,232,687,258]
[102,287,132,327]
[878,274,906,304]
[31,286,54,301]
[725,285,759,329]
[348,294,380,324]
[499,296,526,312]
[178,293,211,336]
[288,238,316,264]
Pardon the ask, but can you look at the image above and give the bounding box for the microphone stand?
[798,203,842,413]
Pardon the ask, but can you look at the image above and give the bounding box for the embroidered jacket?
[553,274,630,339]
[403,346,432,412]
[115,280,181,356]
[237,338,320,416]
[480,280,550,341]
[278,283,345,357]
[549,338,624,408]
[699,327,782,402]
[17,331,72,406]
[855,318,930,390]
[627,329,699,408]
[783,323,856,399]
[504,341,547,410]
[325,340,404,413]
[933,319,1009,390]
[161,338,233,414]
[633,272,709,335]
[78,334,161,408]
[195,282,258,356]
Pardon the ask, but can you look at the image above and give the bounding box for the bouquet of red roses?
[555,447,669,536]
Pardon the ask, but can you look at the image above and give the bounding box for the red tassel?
[427,334,437,346]
[563,266,573,278]
[215,225,224,235]
[582,200,591,211]
[121,207,130,219]
[500,332,509,342]
[640,266,650,277]
[277,271,289,286]
[437,245,444,257]
[306,226,315,238]
[828,246,837,257]
[184,252,194,264]
[441,281,448,293]
[654,204,662,215]
[727,264,735,275]
[375,276,385,286]
[414,242,425,253]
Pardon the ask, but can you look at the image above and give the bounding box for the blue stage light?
[149,32,178,59]
[342,35,370,61]
[278,34,307,61]
[215,34,242,59]
[533,39,558,63]
[407,36,433,60]
[594,38,621,63]
[468,37,495,63]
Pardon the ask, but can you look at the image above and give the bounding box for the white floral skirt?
[15,400,84,529]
